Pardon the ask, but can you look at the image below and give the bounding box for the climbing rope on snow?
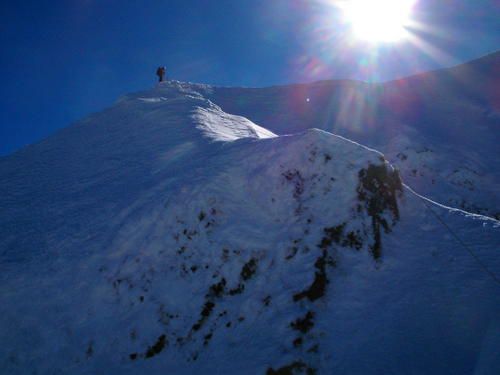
[408,185,500,286]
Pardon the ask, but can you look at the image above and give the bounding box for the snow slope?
[206,51,500,219]
[0,82,274,264]
[1,80,499,375]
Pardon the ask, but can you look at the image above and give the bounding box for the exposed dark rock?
[85,342,93,359]
[307,344,319,353]
[209,278,226,298]
[285,246,299,260]
[228,284,245,295]
[357,163,402,260]
[293,253,330,302]
[267,361,316,375]
[241,258,258,281]
[203,332,213,346]
[282,169,305,198]
[321,225,363,251]
[290,311,315,334]
[396,152,408,161]
[293,337,303,347]
[319,224,346,249]
[144,334,167,359]
[192,301,215,332]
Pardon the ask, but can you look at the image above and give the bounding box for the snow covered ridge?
[1,81,499,374]
[205,52,500,219]
[120,80,276,142]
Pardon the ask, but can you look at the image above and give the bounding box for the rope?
[417,194,500,286]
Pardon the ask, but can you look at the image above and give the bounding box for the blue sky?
[1,0,499,156]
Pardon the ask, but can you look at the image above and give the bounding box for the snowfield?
[1,74,499,374]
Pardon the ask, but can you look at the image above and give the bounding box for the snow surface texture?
[1,78,499,374]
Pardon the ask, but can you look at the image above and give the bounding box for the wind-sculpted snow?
[192,106,276,142]
[1,81,499,374]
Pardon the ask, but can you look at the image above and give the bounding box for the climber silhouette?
[156,66,166,82]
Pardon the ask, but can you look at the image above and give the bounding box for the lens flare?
[340,0,417,42]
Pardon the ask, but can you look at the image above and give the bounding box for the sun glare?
[340,0,416,43]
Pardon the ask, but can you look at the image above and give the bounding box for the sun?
[340,0,416,43]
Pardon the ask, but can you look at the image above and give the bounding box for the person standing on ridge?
[156,66,166,82]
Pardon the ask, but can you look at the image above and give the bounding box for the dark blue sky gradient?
[1,0,499,155]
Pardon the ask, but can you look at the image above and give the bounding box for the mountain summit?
[1,73,499,374]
